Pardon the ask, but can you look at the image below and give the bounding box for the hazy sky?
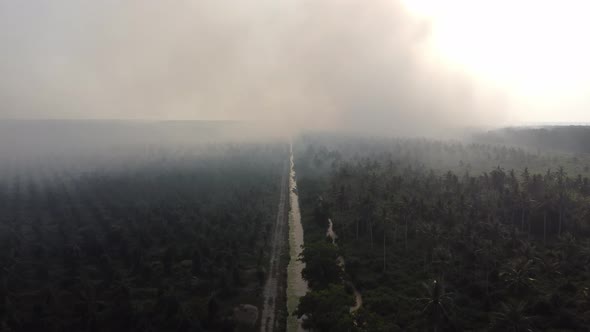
[403,0,590,125]
[0,1,587,133]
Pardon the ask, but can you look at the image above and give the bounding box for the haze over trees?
[1,0,590,331]
[4,119,590,332]
[293,130,590,331]
[0,121,288,331]
[474,126,590,155]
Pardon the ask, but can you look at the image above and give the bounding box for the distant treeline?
[474,126,590,154]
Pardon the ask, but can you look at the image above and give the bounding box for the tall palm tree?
[530,196,552,245]
[518,193,531,233]
[475,239,498,297]
[431,246,453,282]
[380,207,390,272]
[418,280,454,332]
[418,222,444,272]
[557,191,569,237]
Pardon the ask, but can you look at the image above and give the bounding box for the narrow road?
[326,219,363,313]
[260,159,289,332]
[286,143,309,332]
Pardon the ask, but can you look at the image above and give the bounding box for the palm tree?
[475,239,498,297]
[417,222,439,272]
[500,259,536,296]
[557,191,569,237]
[530,196,552,245]
[403,196,419,252]
[431,246,453,281]
[533,254,561,281]
[554,232,579,274]
[515,240,537,261]
[381,207,390,272]
[542,195,551,245]
[518,193,531,232]
[417,280,454,332]
[390,196,412,252]
[556,232,578,260]
[521,168,531,191]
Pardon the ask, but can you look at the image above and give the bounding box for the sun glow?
[402,0,590,122]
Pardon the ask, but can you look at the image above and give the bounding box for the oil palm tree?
[500,259,536,296]
[533,254,561,281]
[417,280,454,332]
[475,239,498,297]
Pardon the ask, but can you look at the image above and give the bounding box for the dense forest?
[5,123,590,332]
[294,133,590,331]
[0,142,287,332]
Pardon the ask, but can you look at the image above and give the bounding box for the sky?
[402,0,590,125]
[0,1,588,134]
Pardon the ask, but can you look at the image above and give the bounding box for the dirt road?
[260,160,289,332]
[286,144,309,332]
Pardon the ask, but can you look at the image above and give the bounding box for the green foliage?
[0,143,286,331]
[300,241,342,289]
[295,133,590,331]
[295,284,355,331]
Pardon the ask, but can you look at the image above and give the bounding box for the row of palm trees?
[0,143,287,331]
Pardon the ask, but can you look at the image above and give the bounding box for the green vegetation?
[295,284,354,331]
[0,143,286,331]
[294,132,590,331]
[5,124,590,331]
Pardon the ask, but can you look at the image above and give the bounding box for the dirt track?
[260,160,289,332]
[286,144,309,332]
[327,219,363,313]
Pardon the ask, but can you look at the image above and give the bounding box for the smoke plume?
[0,0,506,135]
